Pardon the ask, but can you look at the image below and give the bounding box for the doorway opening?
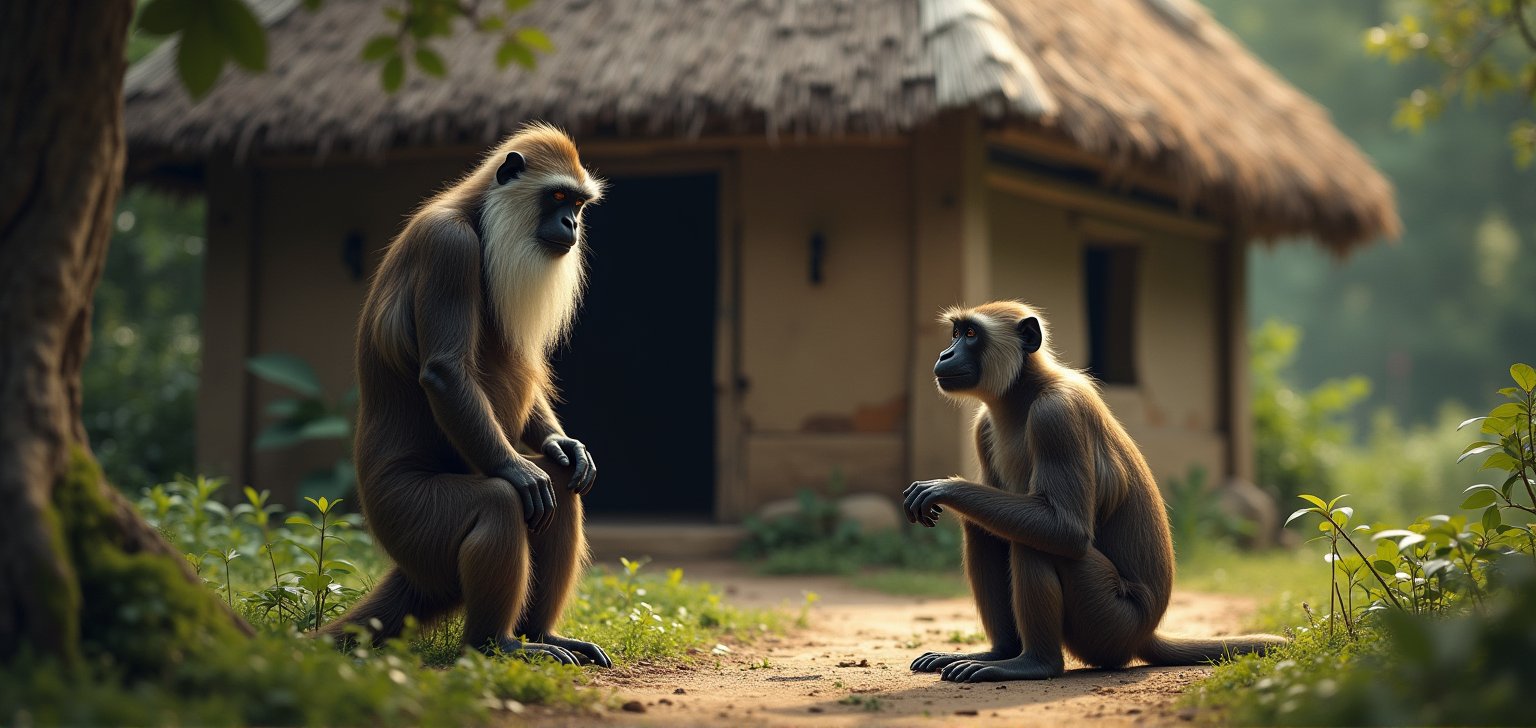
[551,172,719,518]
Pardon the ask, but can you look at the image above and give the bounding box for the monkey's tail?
[1136,632,1288,666]
[319,567,432,647]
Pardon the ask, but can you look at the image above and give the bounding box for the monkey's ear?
[495,152,527,185]
[1018,317,1043,354]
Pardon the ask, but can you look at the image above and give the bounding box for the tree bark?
[0,0,250,665]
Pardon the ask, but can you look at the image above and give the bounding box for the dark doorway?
[1083,244,1139,385]
[551,172,719,518]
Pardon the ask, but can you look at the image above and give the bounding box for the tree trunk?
[0,0,250,666]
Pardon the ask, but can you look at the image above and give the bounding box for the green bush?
[83,187,204,492]
[1193,362,1536,725]
[738,487,962,575]
[1252,320,1371,508]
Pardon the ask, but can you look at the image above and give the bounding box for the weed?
[838,695,883,711]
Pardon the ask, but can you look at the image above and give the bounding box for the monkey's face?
[935,320,985,394]
[533,186,589,256]
[489,147,601,258]
[934,309,1044,399]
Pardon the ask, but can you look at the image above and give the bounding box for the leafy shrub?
[1194,362,1536,724]
[83,188,204,492]
[738,487,961,575]
[247,352,357,502]
[1163,465,1255,553]
[1252,320,1371,508]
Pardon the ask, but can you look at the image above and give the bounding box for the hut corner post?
[907,112,991,484]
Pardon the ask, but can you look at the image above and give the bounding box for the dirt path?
[563,561,1257,727]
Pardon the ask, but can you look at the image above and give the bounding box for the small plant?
[283,496,361,632]
[946,630,986,645]
[797,590,820,628]
[838,694,883,711]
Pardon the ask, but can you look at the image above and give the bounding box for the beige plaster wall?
[985,189,1226,487]
[224,159,466,501]
[737,145,914,507]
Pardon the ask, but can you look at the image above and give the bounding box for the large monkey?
[324,123,609,667]
[904,301,1284,682]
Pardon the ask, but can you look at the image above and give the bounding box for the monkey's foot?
[939,653,1064,682]
[487,637,582,665]
[539,634,613,668]
[910,649,1014,673]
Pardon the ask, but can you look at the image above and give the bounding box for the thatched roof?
[124,0,1399,249]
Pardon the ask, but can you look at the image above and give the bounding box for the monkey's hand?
[541,435,597,495]
[493,457,557,533]
[903,479,955,527]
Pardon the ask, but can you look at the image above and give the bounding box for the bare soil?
[552,560,1258,727]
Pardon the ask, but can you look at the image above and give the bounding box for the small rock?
[659,699,673,706]
[836,659,870,668]
[754,497,802,522]
[673,688,686,694]
[621,701,646,713]
[1177,707,1198,721]
[837,493,903,533]
[955,709,979,716]
[808,707,824,713]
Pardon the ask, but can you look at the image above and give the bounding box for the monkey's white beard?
[481,212,586,358]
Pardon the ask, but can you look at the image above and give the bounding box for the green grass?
[5,477,791,727]
[1176,545,1326,632]
[849,568,970,598]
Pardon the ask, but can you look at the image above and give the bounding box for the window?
[1084,244,1139,385]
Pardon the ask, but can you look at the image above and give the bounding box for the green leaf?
[1297,494,1328,510]
[505,0,534,11]
[1284,507,1314,527]
[382,54,405,92]
[1457,416,1488,431]
[138,0,188,35]
[1490,403,1523,419]
[176,11,227,100]
[415,48,446,77]
[265,398,300,418]
[1461,488,1497,509]
[362,35,397,61]
[247,353,323,396]
[1481,452,1521,472]
[1512,363,1536,392]
[1372,559,1396,574]
[1459,442,1500,463]
[515,27,553,53]
[254,421,305,450]
[496,39,535,69]
[1482,504,1502,532]
[208,0,267,71]
[297,415,351,440]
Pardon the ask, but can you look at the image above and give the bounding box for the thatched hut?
[125,0,1397,552]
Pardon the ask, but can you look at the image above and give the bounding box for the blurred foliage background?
[84,187,204,492]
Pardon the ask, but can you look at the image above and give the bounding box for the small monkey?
[326,123,609,666]
[905,301,1284,682]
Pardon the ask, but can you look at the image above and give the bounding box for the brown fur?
[908,301,1285,682]
[324,124,604,662]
